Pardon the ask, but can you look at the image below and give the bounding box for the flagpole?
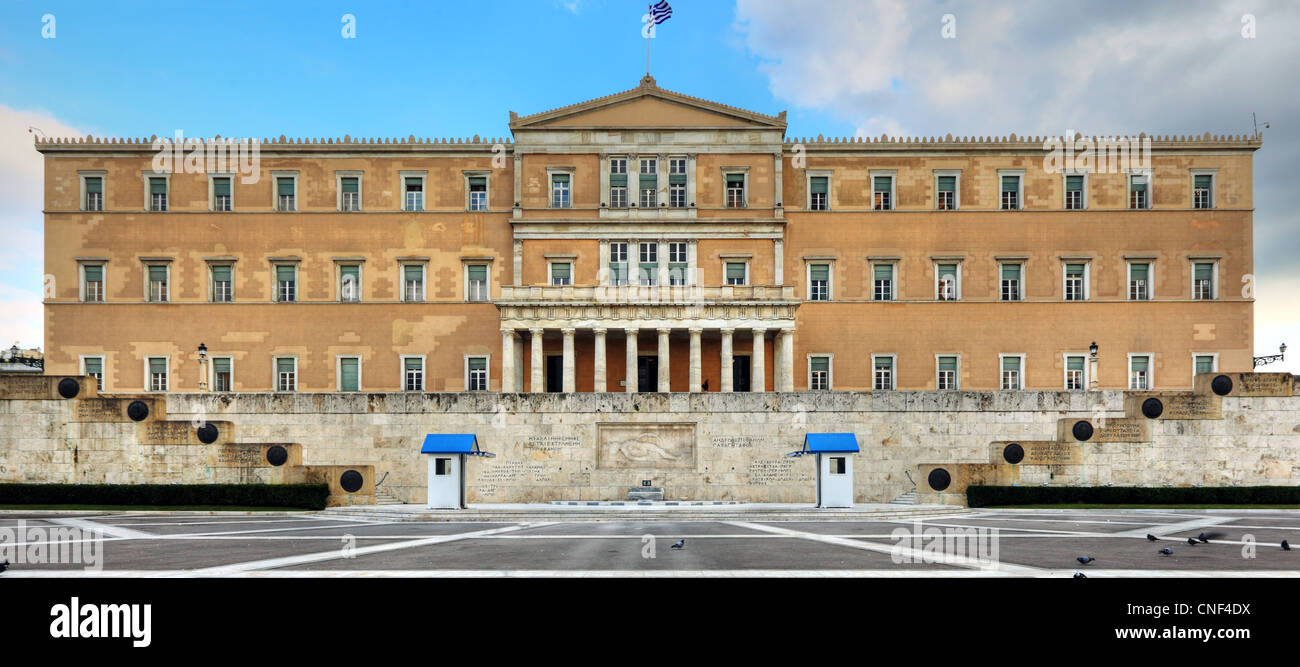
[646,4,651,75]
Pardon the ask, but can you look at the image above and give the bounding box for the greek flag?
[649,0,672,24]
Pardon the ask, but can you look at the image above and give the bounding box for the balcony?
[496,284,796,304]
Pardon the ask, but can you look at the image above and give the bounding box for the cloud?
[0,105,85,349]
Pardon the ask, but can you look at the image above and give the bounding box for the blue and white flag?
[649,1,672,24]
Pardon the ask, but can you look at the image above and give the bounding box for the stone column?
[529,328,544,393]
[720,328,734,393]
[657,328,671,392]
[501,329,516,392]
[779,329,795,392]
[689,328,702,392]
[513,339,524,392]
[593,328,607,392]
[561,328,576,393]
[752,328,767,392]
[625,328,638,393]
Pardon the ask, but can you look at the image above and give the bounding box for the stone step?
[318,504,971,523]
[889,489,917,505]
[373,488,404,505]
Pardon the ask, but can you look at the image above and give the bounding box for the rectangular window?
[809,176,829,211]
[1130,355,1150,390]
[83,357,104,391]
[404,357,424,391]
[213,177,232,211]
[85,176,104,211]
[148,357,168,392]
[669,158,687,208]
[725,261,747,286]
[147,265,169,302]
[639,159,657,208]
[1001,356,1022,390]
[1193,262,1214,300]
[211,264,233,302]
[404,265,424,301]
[609,242,629,286]
[638,243,658,286]
[551,173,572,209]
[276,265,297,302]
[1064,263,1086,301]
[149,177,167,211]
[468,176,487,211]
[937,356,958,390]
[725,173,745,208]
[550,262,572,286]
[936,175,956,210]
[1194,355,1215,376]
[1000,175,1020,210]
[1129,174,1148,209]
[829,457,846,475]
[405,177,424,211]
[1065,174,1084,209]
[339,264,360,302]
[212,356,232,392]
[809,263,830,301]
[668,242,688,286]
[1193,174,1213,209]
[810,356,830,390]
[873,356,894,391]
[1065,355,1085,390]
[276,357,296,392]
[276,176,296,211]
[83,264,104,302]
[936,263,958,301]
[467,264,489,301]
[341,176,360,212]
[1000,263,1022,301]
[467,356,488,392]
[873,264,894,301]
[1129,262,1150,300]
[873,175,893,210]
[610,158,628,208]
[339,357,360,392]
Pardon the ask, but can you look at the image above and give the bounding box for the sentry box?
[787,433,860,508]
[420,433,495,509]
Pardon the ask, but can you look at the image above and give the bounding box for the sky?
[0,0,1295,373]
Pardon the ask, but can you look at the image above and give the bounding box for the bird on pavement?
[1073,572,1086,578]
[1282,540,1291,551]
[671,539,685,550]
[1187,538,1199,546]
[0,560,8,573]
[1146,534,1158,542]
[1160,548,1174,556]
[1197,532,1209,543]
[1077,556,1095,565]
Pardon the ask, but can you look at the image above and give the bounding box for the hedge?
[966,485,1300,507]
[0,483,330,510]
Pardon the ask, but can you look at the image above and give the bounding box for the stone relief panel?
[596,422,696,469]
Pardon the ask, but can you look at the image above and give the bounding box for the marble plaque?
[989,441,1082,465]
[1234,373,1293,397]
[1059,417,1149,442]
[1126,392,1222,420]
[596,422,696,469]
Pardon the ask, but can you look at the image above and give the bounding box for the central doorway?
[637,355,658,392]
[732,355,751,392]
[545,355,563,392]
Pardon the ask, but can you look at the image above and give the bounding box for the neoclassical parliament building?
[38,76,1259,395]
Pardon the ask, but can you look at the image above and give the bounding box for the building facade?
[39,76,1259,394]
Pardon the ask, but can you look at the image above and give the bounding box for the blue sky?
[1,0,1297,373]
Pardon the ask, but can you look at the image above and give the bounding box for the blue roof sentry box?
[419,434,494,456]
[796,433,860,455]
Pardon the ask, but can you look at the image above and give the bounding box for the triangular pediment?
[510,76,785,131]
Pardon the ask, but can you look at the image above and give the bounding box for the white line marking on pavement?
[183,522,552,576]
[47,517,152,540]
[7,569,1300,578]
[725,520,1042,575]
[1115,515,1237,539]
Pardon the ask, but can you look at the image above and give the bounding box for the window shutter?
[149,358,167,375]
[639,173,656,189]
[86,177,103,194]
[1066,175,1083,191]
[84,265,103,282]
[938,263,956,279]
[873,176,890,192]
[938,356,957,371]
[937,176,955,192]
[149,178,167,194]
[277,358,294,374]
[468,265,487,281]
[1194,263,1212,281]
[875,357,893,369]
[873,264,893,280]
[1130,263,1148,280]
[405,177,422,189]
[810,177,828,194]
[340,358,358,390]
[552,174,570,184]
[811,357,829,373]
[1195,356,1213,374]
[725,263,746,282]
[341,177,358,193]
[1194,175,1212,189]
[149,265,167,282]
[276,178,294,196]
[609,173,627,187]
[468,176,486,188]
[726,173,745,187]
[85,357,103,374]
[1002,356,1020,371]
[211,265,231,282]
[405,357,422,371]
[276,265,295,282]
[468,357,486,371]
[1131,175,1147,191]
[810,264,829,281]
[213,178,231,196]
[404,265,422,282]
[1067,356,1083,371]
[1001,176,1018,191]
[668,172,686,185]
[1001,264,1021,280]
[1131,356,1149,372]
[1066,263,1084,275]
[213,357,231,373]
[552,263,571,280]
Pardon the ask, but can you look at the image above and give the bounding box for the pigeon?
[1197,532,1210,543]
[1073,572,1086,578]
[1282,540,1291,551]
[0,559,7,573]
[1077,556,1095,565]
[702,380,709,392]
[1160,548,1174,556]
[1186,537,1199,545]
[1146,534,1158,542]
[671,539,685,550]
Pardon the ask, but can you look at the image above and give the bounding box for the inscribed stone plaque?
[1059,417,1148,442]
[596,423,696,469]
[989,441,1081,465]
[1125,392,1222,420]
[1233,374,1293,397]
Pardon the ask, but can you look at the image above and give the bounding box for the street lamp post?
[1253,343,1286,369]
[1089,341,1099,391]
[197,342,208,392]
